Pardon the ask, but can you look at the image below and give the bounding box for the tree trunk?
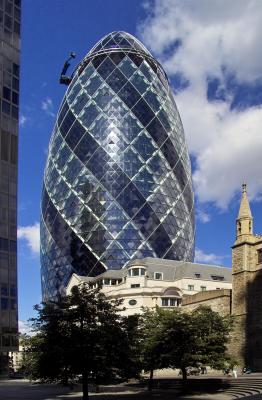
[148,368,154,391]
[181,366,187,382]
[181,366,187,392]
[62,365,69,386]
[82,371,89,400]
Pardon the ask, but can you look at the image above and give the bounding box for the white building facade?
[67,258,232,316]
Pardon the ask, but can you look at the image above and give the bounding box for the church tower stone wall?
[232,184,262,369]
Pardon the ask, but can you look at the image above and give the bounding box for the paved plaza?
[1,376,262,400]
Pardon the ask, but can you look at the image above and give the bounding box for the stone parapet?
[182,289,231,316]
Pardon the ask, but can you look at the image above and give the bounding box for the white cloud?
[140,0,262,83]
[194,248,224,265]
[139,0,262,208]
[19,114,27,127]
[196,209,210,223]
[177,89,262,208]
[41,97,55,117]
[17,222,40,254]
[19,320,33,336]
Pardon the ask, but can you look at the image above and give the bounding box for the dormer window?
[211,275,224,281]
[128,267,146,277]
[154,272,163,280]
[195,273,201,278]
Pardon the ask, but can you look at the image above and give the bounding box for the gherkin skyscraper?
[41,31,195,301]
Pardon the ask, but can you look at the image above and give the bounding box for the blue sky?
[18,0,262,329]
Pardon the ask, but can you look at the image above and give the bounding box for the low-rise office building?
[67,258,232,316]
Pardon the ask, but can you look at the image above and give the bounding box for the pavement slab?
[1,376,262,400]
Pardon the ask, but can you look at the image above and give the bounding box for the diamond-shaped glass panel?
[41,31,194,301]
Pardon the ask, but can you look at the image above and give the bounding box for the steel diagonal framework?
[40,32,195,300]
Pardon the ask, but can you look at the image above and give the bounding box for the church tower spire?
[236,183,253,239]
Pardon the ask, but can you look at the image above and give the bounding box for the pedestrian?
[232,367,238,378]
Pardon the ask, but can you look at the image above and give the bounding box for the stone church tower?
[232,184,262,369]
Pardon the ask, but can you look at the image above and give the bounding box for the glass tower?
[0,0,20,373]
[41,32,195,301]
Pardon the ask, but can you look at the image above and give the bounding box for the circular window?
[128,299,137,306]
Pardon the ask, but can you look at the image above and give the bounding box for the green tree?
[140,306,234,387]
[139,308,170,390]
[25,284,137,400]
[163,306,234,381]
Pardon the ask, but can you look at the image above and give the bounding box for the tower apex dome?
[88,31,151,56]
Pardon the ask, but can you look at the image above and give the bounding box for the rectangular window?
[162,298,169,306]
[4,14,12,30]
[9,209,16,224]
[9,196,16,208]
[0,194,8,207]
[9,225,17,239]
[5,1,12,15]
[195,273,201,278]
[12,91,19,105]
[201,286,206,291]
[1,283,8,296]
[10,299,16,310]
[10,135,17,164]
[3,86,11,101]
[0,252,8,268]
[12,77,19,91]
[12,105,18,120]
[169,298,177,306]
[2,100,10,115]
[0,238,8,252]
[1,297,8,309]
[131,284,140,288]
[103,278,110,285]
[154,272,163,280]
[188,285,194,291]
[14,8,20,22]
[161,298,177,307]
[1,130,9,161]
[14,21,20,35]
[10,240,16,253]
[10,284,16,297]
[132,268,139,276]
[0,222,8,237]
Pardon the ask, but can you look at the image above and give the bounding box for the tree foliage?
[140,306,234,386]
[23,284,139,400]
[22,286,234,397]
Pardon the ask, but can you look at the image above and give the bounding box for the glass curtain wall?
[0,0,20,374]
[41,32,195,301]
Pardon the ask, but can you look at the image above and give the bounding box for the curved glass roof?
[88,31,151,56]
